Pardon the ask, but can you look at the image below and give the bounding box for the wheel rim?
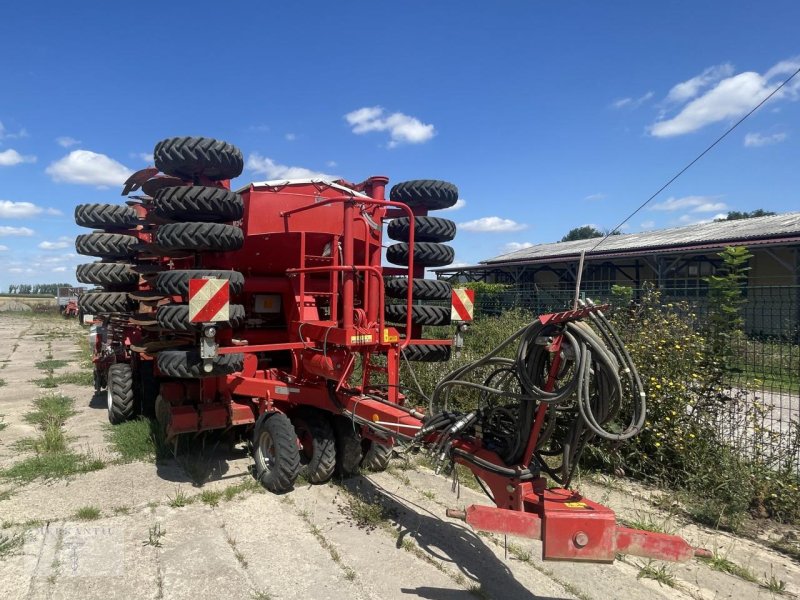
[256,430,276,472]
[106,378,113,411]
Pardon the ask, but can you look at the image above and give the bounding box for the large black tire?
[361,441,392,472]
[389,180,459,211]
[107,363,135,424]
[156,304,245,331]
[385,278,452,301]
[401,344,452,363]
[78,292,134,315]
[386,242,454,267]
[292,409,336,484]
[75,233,138,259]
[75,204,138,229]
[153,186,244,222]
[387,216,456,243]
[332,416,363,477]
[155,269,244,297]
[154,137,243,181]
[385,305,451,326]
[253,412,301,494]
[76,262,138,287]
[155,222,243,252]
[156,350,244,379]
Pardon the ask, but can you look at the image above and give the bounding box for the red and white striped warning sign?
[188,278,230,323]
[451,288,475,322]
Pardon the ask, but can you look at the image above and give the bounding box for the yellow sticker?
[564,502,588,509]
[350,334,374,345]
[383,329,399,343]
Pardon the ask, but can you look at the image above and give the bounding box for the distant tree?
[715,209,776,222]
[561,226,603,242]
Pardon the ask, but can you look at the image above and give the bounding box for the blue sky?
[1,1,798,289]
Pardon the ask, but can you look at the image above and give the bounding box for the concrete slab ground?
[1,314,797,600]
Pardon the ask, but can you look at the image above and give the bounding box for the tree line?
[6,283,76,296]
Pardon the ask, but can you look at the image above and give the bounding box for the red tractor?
[76,136,707,565]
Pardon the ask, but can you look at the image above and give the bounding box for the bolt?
[573,531,589,548]
[506,485,515,493]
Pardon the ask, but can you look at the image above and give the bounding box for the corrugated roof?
[481,212,800,265]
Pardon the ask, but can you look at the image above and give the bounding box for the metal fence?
[470,283,800,476]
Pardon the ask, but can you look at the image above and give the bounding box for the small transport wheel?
[107,363,136,424]
[292,409,336,484]
[253,412,301,493]
[155,269,244,297]
[386,216,456,243]
[385,242,454,268]
[154,136,244,181]
[156,350,244,379]
[153,186,244,222]
[75,233,138,259]
[155,222,244,252]
[385,304,451,326]
[332,416,363,477]
[401,344,452,363]
[385,278,452,301]
[75,203,138,230]
[389,180,459,211]
[361,440,393,472]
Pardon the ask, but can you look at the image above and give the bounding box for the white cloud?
[246,153,337,180]
[651,195,727,213]
[650,58,800,137]
[345,106,435,147]
[137,152,154,163]
[326,160,338,168]
[503,241,534,253]
[612,91,654,110]
[0,226,34,237]
[0,245,8,251]
[51,266,68,273]
[744,131,787,147]
[640,220,656,229]
[458,216,527,233]
[664,64,734,104]
[584,193,606,201]
[56,136,81,148]
[39,236,73,250]
[46,150,133,187]
[0,121,28,141]
[285,133,296,141]
[441,199,466,211]
[0,149,37,166]
[0,200,44,218]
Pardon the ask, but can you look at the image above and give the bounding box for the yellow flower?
[654,442,661,447]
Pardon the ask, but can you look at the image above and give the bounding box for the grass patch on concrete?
[0,378,6,387]
[32,370,93,388]
[0,415,6,433]
[199,489,223,507]
[74,506,102,521]
[143,523,166,547]
[168,489,193,508]
[23,394,75,427]
[35,359,70,371]
[637,561,676,587]
[0,532,25,558]
[4,452,105,482]
[106,418,164,462]
[698,551,758,583]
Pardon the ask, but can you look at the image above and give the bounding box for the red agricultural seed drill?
[75,136,707,565]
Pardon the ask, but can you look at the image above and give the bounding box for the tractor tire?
[385,278,451,301]
[154,136,244,181]
[155,222,243,252]
[155,269,244,297]
[156,304,245,331]
[76,262,138,288]
[78,292,134,315]
[156,350,244,379]
[253,412,301,494]
[107,363,136,424]
[389,180,459,211]
[332,416,363,477]
[386,242,454,268]
[153,186,244,222]
[387,216,456,243]
[75,233,138,259]
[293,409,337,484]
[401,344,452,363]
[75,203,138,229]
[361,441,392,472]
[385,304,451,326]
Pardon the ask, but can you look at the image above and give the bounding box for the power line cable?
[590,65,800,253]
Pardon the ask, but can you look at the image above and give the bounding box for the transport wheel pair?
[107,363,135,424]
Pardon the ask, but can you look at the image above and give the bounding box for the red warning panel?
[451,288,475,322]
[188,278,230,323]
